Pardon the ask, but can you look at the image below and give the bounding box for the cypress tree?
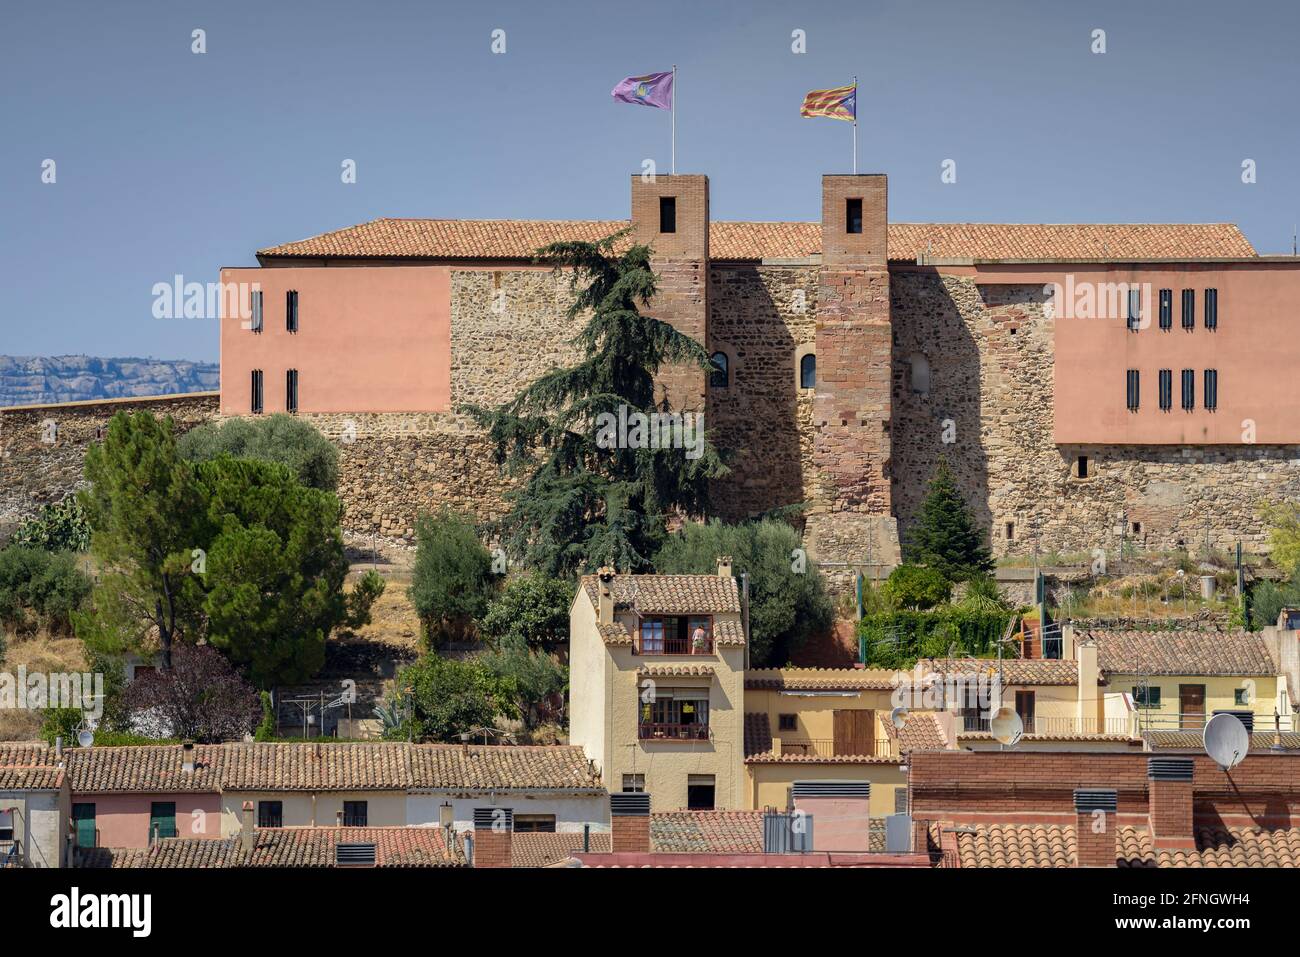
[904,458,994,582]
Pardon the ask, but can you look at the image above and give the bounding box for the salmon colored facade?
[219,265,452,415]
[72,792,223,848]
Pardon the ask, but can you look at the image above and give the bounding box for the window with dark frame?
[799,353,816,390]
[258,801,283,828]
[1126,288,1142,331]
[687,775,716,810]
[622,774,645,792]
[1204,288,1218,330]
[1181,289,1194,330]
[0,808,13,843]
[342,801,368,827]
[1005,521,1014,540]
[149,802,177,840]
[286,289,299,333]
[778,714,797,731]
[250,289,263,333]
[1158,289,1172,330]
[286,368,299,414]
[659,196,676,233]
[709,351,729,388]
[251,369,264,414]
[1125,369,1140,411]
[512,815,557,833]
[1204,369,1218,411]
[1159,369,1172,411]
[1181,368,1195,410]
[1133,685,1162,709]
[1077,455,1089,479]
[846,197,863,234]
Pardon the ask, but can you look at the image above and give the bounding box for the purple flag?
[612,71,673,109]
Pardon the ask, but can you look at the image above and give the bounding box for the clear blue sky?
[3,0,1297,362]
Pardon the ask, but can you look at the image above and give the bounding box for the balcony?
[639,722,710,741]
[637,636,713,656]
[776,737,899,759]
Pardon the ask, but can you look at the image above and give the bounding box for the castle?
[6,172,1300,570]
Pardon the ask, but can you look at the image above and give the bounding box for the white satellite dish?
[890,706,909,730]
[989,707,1024,747]
[77,730,94,748]
[1204,711,1250,770]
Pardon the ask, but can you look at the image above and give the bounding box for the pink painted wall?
[219,265,451,415]
[957,261,1300,445]
[76,792,223,848]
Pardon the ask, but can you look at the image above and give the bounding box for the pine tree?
[904,458,994,582]
[466,233,727,576]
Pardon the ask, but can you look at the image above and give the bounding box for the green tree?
[479,573,573,651]
[11,498,92,552]
[904,459,994,582]
[194,457,383,687]
[178,413,340,491]
[79,411,206,671]
[480,637,568,729]
[882,564,953,610]
[1260,501,1300,578]
[466,233,727,576]
[388,653,517,741]
[653,518,833,667]
[0,545,93,635]
[408,509,495,645]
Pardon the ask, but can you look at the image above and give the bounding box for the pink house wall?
[77,792,223,848]
[219,265,451,415]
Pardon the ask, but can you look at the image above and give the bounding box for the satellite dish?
[77,730,94,748]
[890,707,909,731]
[989,707,1024,747]
[1204,711,1250,770]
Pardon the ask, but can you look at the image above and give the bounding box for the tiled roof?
[1144,729,1300,750]
[1084,629,1278,676]
[258,218,1256,263]
[0,744,64,790]
[75,827,465,868]
[953,823,1300,868]
[743,712,773,758]
[636,664,715,678]
[509,831,611,867]
[895,713,949,753]
[712,619,746,646]
[218,742,411,791]
[66,745,224,793]
[650,810,766,853]
[579,574,742,615]
[597,622,633,645]
[744,667,898,691]
[921,658,1081,686]
[409,744,601,791]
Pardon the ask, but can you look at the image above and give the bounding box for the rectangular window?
[1234,688,1249,706]
[846,197,863,234]
[72,804,96,848]
[1126,288,1142,331]
[1158,289,1172,330]
[622,774,645,792]
[250,289,263,333]
[286,289,299,333]
[251,369,264,414]
[1181,288,1194,330]
[1133,686,1162,709]
[687,774,716,811]
[1181,368,1194,411]
[1204,288,1218,330]
[258,801,283,828]
[149,802,177,840]
[1125,369,1140,411]
[1005,521,1014,540]
[286,368,299,414]
[1076,455,1089,479]
[342,801,368,827]
[1204,369,1218,411]
[658,196,676,233]
[0,809,13,843]
[778,713,797,731]
[1159,369,1172,411]
[640,687,710,739]
[513,814,557,833]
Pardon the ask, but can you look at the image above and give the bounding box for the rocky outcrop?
[0,355,218,407]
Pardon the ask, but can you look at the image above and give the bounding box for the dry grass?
[0,630,88,742]
[337,570,422,652]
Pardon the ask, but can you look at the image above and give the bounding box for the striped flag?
[800,84,856,122]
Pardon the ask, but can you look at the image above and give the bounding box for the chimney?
[181,740,195,773]
[596,566,615,625]
[54,736,63,760]
[1147,757,1196,850]
[716,555,733,578]
[336,810,344,828]
[1073,788,1118,867]
[438,802,454,828]
[1075,638,1101,733]
[240,801,255,854]
[1060,622,1077,660]
[791,780,871,852]
[609,792,651,853]
[471,807,514,868]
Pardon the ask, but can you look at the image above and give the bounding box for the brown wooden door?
[1179,684,1206,729]
[833,710,875,756]
[1015,691,1036,734]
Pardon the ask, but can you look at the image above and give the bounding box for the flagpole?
[671,64,677,174]
[852,75,858,174]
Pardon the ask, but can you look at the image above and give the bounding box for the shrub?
[0,545,93,635]
[11,498,92,552]
[408,510,495,646]
[178,413,339,491]
[479,573,573,650]
[120,644,260,743]
[255,691,276,741]
[479,637,568,729]
[882,564,952,611]
[387,653,517,741]
[858,607,1014,670]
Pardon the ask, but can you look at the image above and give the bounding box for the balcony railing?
[639,722,710,741]
[1135,711,1294,732]
[776,737,899,759]
[636,636,713,656]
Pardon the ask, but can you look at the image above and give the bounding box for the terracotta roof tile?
[712,619,746,646]
[1084,629,1278,676]
[635,664,715,678]
[408,744,601,791]
[0,744,64,790]
[509,831,611,867]
[597,622,633,645]
[650,810,765,853]
[955,823,1300,868]
[895,713,949,753]
[258,218,1256,263]
[1144,729,1300,750]
[66,745,223,793]
[743,712,773,758]
[922,658,1081,686]
[218,742,410,791]
[579,574,742,615]
[744,667,898,691]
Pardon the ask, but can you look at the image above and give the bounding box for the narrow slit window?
[1181,289,1194,330]
[1125,369,1140,411]
[1158,369,1172,411]
[1204,288,1218,330]
[799,353,816,390]
[659,196,676,233]
[251,369,264,415]
[286,290,299,333]
[250,290,263,333]
[1126,289,1142,331]
[1204,369,1218,411]
[1158,289,1172,331]
[1005,521,1015,540]
[1077,455,1089,479]
[1181,368,1194,411]
[846,198,863,234]
[286,369,299,413]
[709,351,729,388]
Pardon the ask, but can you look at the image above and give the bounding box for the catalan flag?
[800,83,856,122]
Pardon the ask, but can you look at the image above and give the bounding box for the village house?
[0,743,69,868]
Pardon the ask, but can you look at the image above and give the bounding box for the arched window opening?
[799,353,816,390]
[709,351,729,388]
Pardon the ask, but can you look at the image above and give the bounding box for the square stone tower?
[629,174,709,413]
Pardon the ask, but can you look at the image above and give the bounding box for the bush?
[120,643,260,743]
[959,574,1012,613]
[479,637,568,729]
[255,691,276,741]
[479,573,573,650]
[408,510,495,646]
[858,607,1014,670]
[882,564,952,611]
[12,498,91,552]
[653,518,833,667]
[0,545,93,635]
[388,653,517,741]
[178,413,339,491]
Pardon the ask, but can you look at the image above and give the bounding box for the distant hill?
[0,355,219,407]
